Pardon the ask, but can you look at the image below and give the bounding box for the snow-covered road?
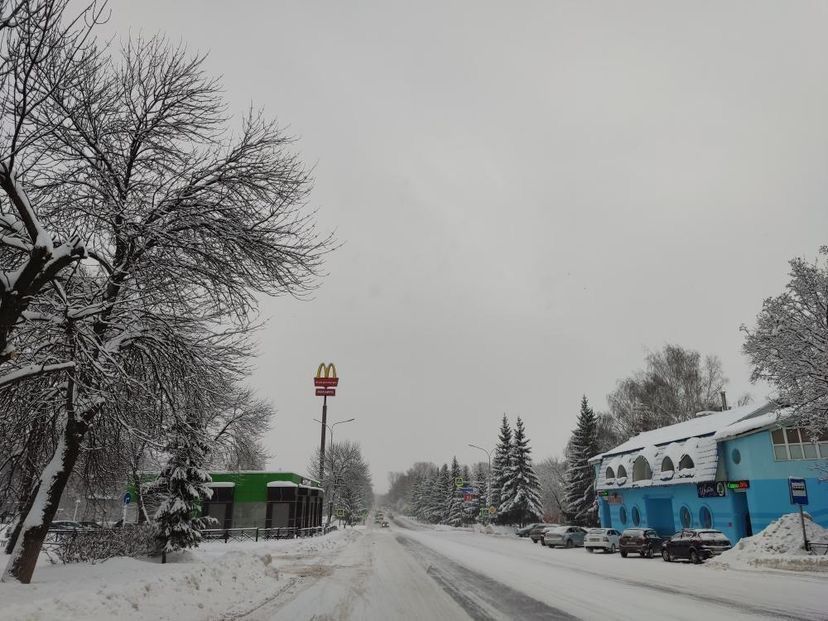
[237,518,827,621]
[2,520,825,620]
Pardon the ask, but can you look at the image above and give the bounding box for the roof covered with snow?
[595,401,782,490]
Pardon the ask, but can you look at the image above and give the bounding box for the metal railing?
[199,525,331,543]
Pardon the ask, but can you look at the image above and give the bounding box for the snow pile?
[710,513,828,572]
[0,529,356,620]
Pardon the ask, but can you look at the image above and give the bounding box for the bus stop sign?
[789,478,808,505]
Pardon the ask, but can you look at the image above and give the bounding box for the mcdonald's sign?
[314,362,338,396]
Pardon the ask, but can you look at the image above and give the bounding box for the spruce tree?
[428,464,450,523]
[491,414,513,522]
[446,457,465,526]
[499,417,543,525]
[152,416,215,562]
[472,461,488,521]
[564,396,601,526]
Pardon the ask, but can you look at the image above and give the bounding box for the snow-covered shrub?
[54,525,159,564]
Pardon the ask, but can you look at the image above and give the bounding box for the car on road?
[48,520,84,532]
[542,526,587,548]
[515,523,544,538]
[584,528,621,553]
[528,523,558,543]
[661,529,732,563]
[381,521,390,528]
[619,528,664,558]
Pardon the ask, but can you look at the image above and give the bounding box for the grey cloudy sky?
[105,1,828,492]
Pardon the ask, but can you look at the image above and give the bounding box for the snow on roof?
[266,481,298,488]
[207,482,236,488]
[712,408,793,441]
[596,402,775,460]
[595,401,780,491]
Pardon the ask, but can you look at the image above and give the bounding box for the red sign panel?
[314,377,339,387]
[315,388,336,397]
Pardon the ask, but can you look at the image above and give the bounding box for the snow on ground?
[710,512,828,572]
[0,527,358,621]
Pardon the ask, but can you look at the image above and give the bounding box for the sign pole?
[319,394,328,487]
[799,505,809,552]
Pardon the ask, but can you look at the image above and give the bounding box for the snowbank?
[710,513,828,572]
[0,528,357,620]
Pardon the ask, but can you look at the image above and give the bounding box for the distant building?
[133,470,324,530]
[591,402,827,543]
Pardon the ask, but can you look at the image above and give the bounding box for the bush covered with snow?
[710,513,828,572]
[54,525,160,565]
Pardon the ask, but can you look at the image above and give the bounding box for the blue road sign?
[789,478,808,505]
[123,492,132,506]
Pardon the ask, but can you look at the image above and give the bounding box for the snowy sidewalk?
[0,528,358,621]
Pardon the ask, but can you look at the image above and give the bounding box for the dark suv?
[662,529,732,563]
[619,528,663,558]
[528,523,558,543]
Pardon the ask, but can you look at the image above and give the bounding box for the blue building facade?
[592,402,827,544]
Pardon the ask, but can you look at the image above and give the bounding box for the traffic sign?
[789,478,808,505]
[315,388,336,397]
[454,477,465,488]
[488,506,496,515]
[122,492,131,506]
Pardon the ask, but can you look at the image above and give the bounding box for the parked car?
[619,528,664,558]
[528,523,557,543]
[661,529,732,563]
[78,521,103,529]
[48,520,84,532]
[516,523,544,538]
[584,528,621,553]
[542,526,587,548]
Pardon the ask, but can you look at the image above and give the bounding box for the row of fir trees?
[406,416,543,526]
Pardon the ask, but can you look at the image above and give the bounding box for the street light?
[468,443,492,520]
[313,417,356,527]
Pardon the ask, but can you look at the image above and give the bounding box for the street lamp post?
[468,443,492,521]
[313,417,356,526]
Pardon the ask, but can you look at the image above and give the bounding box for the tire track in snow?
[395,534,577,621]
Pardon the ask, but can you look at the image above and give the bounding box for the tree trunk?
[1,414,88,584]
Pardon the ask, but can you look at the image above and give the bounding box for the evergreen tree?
[447,457,465,526]
[428,464,450,523]
[491,414,513,521]
[564,396,601,526]
[152,416,215,562]
[499,417,543,525]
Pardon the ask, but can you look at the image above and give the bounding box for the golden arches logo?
[316,363,337,379]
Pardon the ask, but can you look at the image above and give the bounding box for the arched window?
[699,506,712,529]
[619,506,627,525]
[680,506,691,528]
[616,465,627,482]
[632,456,653,482]
[678,455,695,471]
[661,456,674,473]
[605,466,615,481]
[631,506,641,526]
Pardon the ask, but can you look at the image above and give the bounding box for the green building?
[134,471,324,530]
[203,471,323,529]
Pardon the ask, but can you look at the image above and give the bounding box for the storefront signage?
[697,482,726,498]
[789,478,808,505]
[606,493,623,505]
[726,480,750,491]
[598,490,609,497]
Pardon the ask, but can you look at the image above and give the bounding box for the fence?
[200,526,331,543]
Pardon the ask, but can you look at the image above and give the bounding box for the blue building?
[591,402,827,543]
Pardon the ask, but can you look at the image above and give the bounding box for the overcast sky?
[105,1,828,492]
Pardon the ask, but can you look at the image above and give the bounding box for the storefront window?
[699,506,712,529]
[680,506,691,528]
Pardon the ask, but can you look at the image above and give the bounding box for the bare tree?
[742,247,828,438]
[2,24,328,583]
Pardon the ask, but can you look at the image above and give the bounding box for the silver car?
[542,525,587,548]
[584,528,621,553]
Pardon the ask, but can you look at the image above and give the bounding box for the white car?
[584,527,621,553]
